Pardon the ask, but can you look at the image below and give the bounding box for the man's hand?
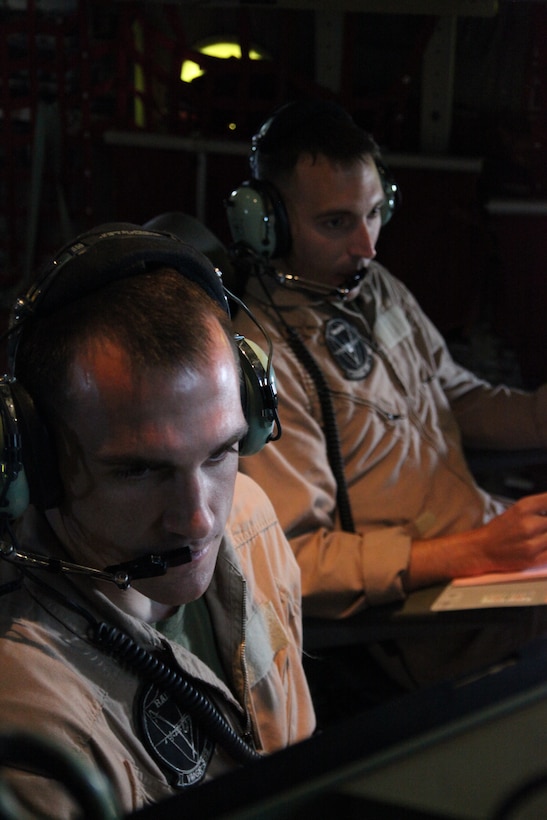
[406,491,547,591]
[474,491,547,573]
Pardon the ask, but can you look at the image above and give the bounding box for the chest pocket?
[245,601,289,687]
[373,304,438,399]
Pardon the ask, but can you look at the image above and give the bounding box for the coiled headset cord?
[255,273,355,533]
[91,621,260,764]
[284,328,355,533]
[1,552,261,766]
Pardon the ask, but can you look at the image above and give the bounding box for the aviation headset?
[225,99,401,259]
[0,224,279,520]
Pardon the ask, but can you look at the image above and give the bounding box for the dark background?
[1,0,545,385]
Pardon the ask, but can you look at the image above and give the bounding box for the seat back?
[143,212,242,297]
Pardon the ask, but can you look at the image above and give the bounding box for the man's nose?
[162,474,214,540]
[349,221,377,260]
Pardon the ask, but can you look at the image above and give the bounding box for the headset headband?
[12,224,228,321]
[8,224,229,374]
[0,222,278,519]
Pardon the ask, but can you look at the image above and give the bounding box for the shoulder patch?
[325,317,374,380]
[138,682,215,788]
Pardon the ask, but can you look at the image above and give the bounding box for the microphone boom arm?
[0,540,192,590]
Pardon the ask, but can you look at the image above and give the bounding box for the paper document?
[431,565,547,611]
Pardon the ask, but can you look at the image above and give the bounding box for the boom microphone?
[271,267,368,300]
[104,547,192,587]
[0,541,192,590]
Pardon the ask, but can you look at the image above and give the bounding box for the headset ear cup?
[8,381,63,514]
[0,381,30,519]
[225,180,291,259]
[237,338,278,456]
[377,162,401,226]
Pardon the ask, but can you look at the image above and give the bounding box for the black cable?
[0,731,120,820]
[91,622,261,765]
[254,268,355,533]
[0,544,261,767]
[284,327,355,533]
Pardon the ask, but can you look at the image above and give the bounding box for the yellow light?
[181,61,204,84]
[181,38,268,83]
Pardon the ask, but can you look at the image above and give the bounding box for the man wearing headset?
[226,98,547,706]
[0,225,315,816]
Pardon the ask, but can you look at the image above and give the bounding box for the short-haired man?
[226,99,547,703]
[0,224,315,816]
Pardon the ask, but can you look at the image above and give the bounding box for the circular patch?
[138,682,215,788]
[325,317,374,380]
